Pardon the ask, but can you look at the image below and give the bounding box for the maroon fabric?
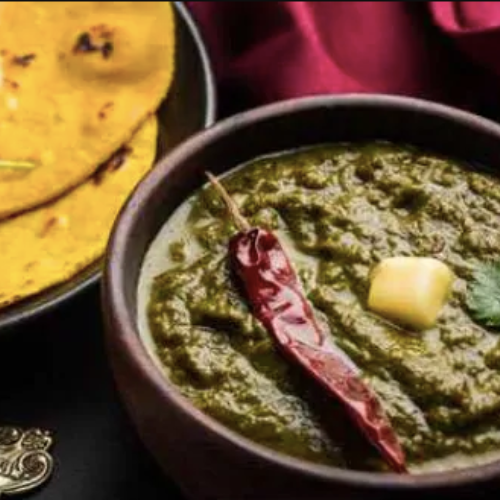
[187,1,500,117]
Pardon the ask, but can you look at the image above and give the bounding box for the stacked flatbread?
[0,1,176,308]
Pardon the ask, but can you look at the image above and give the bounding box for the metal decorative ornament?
[0,427,54,497]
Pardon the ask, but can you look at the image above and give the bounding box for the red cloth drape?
[187,1,500,118]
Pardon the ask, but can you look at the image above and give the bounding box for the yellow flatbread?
[0,1,174,219]
[0,115,158,308]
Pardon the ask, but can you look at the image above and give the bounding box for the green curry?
[142,142,500,473]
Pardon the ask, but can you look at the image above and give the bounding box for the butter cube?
[367,257,454,331]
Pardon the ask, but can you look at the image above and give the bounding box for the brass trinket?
[0,427,54,497]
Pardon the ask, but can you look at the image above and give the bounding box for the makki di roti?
[0,1,177,309]
[0,115,157,309]
[0,1,175,219]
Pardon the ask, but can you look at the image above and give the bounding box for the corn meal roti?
[0,1,174,219]
[0,115,157,309]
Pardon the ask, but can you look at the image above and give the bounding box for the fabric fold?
[188,1,500,117]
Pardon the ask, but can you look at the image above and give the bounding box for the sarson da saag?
[140,142,500,474]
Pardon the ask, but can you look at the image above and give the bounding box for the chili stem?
[206,171,251,231]
[0,159,36,170]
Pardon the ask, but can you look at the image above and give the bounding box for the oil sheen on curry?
[140,142,500,473]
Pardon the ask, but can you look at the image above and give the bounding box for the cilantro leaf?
[467,261,500,328]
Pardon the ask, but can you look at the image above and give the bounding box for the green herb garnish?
[467,261,500,328]
[0,159,36,170]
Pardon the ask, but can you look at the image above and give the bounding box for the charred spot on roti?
[38,214,70,238]
[73,32,100,54]
[39,216,60,237]
[108,145,132,172]
[73,28,115,60]
[11,53,36,67]
[98,101,114,120]
[4,79,19,90]
[101,41,114,59]
[93,145,133,185]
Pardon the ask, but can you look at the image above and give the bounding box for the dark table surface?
[0,284,185,500]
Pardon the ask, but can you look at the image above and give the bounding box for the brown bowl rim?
[104,93,500,492]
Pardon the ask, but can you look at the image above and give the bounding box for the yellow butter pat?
[367,257,454,331]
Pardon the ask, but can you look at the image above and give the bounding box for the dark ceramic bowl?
[103,95,500,500]
[0,1,216,334]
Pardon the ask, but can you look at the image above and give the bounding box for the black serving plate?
[0,2,216,334]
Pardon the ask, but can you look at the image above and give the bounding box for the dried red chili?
[206,172,408,474]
